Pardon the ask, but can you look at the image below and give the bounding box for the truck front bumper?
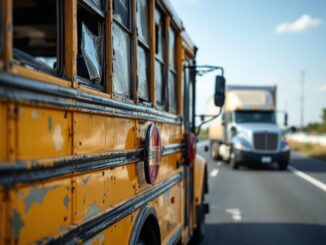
[234,149,290,165]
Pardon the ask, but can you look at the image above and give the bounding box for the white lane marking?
[210,169,219,177]
[289,166,326,192]
[225,208,242,221]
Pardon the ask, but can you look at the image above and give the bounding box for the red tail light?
[186,133,196,166]
[144,124,162,185]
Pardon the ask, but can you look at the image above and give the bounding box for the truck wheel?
[278,161,289,170]
[230,152,239,169]
[210,141,221,161]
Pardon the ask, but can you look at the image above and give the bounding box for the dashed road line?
[225,208,242,221]
[210,169,219,177]
[289,166,326,193]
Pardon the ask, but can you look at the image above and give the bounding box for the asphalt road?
[197,141,326,245]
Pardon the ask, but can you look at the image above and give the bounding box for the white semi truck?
[208,85,290,170]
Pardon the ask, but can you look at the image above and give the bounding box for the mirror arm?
[184,65,224,77]
[195,107,223,136]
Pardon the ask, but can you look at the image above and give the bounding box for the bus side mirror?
[284,113,288,127]
[214,75,225,107]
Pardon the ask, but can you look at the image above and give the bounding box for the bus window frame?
[76,0,106,91]
[111,0,133,99]
[11,0,65,78]
[167,22,178,114]
[136,0,151,103]
[154,4,167,110]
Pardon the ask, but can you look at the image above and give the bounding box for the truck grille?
[253,132,278,151]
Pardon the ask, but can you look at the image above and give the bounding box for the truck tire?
[210,141,221,161]
[230,151,239,169]
[278,161,289,170]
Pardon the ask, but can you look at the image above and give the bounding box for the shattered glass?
[169,27,176,70]
[112,23,131,97]
[137,0,149,44]
[169,71,177,112]
[114,0,129,28]
[138,46,149,101]
[81,23,103,83]
[155,60,163,105]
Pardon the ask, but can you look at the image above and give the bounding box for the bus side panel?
[73,113,136,154]
[7,178,72,244]
[81,184,183,245]
[73,165,138,223]
[84,209,140,245]
[16,105,72,160]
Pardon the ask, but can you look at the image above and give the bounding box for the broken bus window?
[13,0,62,75]
[77,0,105,88]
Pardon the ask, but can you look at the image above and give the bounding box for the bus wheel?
[193,193,206,243]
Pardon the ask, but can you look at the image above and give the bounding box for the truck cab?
[209,85,290,170]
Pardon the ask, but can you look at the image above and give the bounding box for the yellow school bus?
[0,0,225,244]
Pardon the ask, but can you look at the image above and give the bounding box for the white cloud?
[276,14,322,34]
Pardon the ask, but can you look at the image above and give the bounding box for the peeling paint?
[52,124,64,151]
[24,185,59,212]
[82,175,91,185]
[63,195,70,209]
[85,202,100,219]
[11,209,25,241]
[99,233,105,243]
[31,109,39,119]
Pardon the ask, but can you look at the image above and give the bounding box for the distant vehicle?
[208,85,290,170]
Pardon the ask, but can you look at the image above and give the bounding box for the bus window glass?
[113,0,131,97]
[137,0,149,101]
[155,8,165,61]
[137,47,149,100]
[77,2,104,86]
[155,60,163,103]
[169,28,176,70]
[168,71,177,112]
[137,0,149,44]
[155,8,165,106]
[113,0,129,29]
[168,27,177,112]
[13,0,59,75]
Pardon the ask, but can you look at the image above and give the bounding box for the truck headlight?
[281,142,290,152]
[234,140,251,151]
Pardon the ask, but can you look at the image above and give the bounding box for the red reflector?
[144,124,162,185]
[186,133,196,166]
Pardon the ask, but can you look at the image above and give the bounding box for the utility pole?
[300,71,305,129]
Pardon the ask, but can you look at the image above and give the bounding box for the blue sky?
[173,0,326,126]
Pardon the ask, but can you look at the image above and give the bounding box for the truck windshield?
[235,111,276,124]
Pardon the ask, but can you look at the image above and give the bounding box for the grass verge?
[288,140,326,161]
